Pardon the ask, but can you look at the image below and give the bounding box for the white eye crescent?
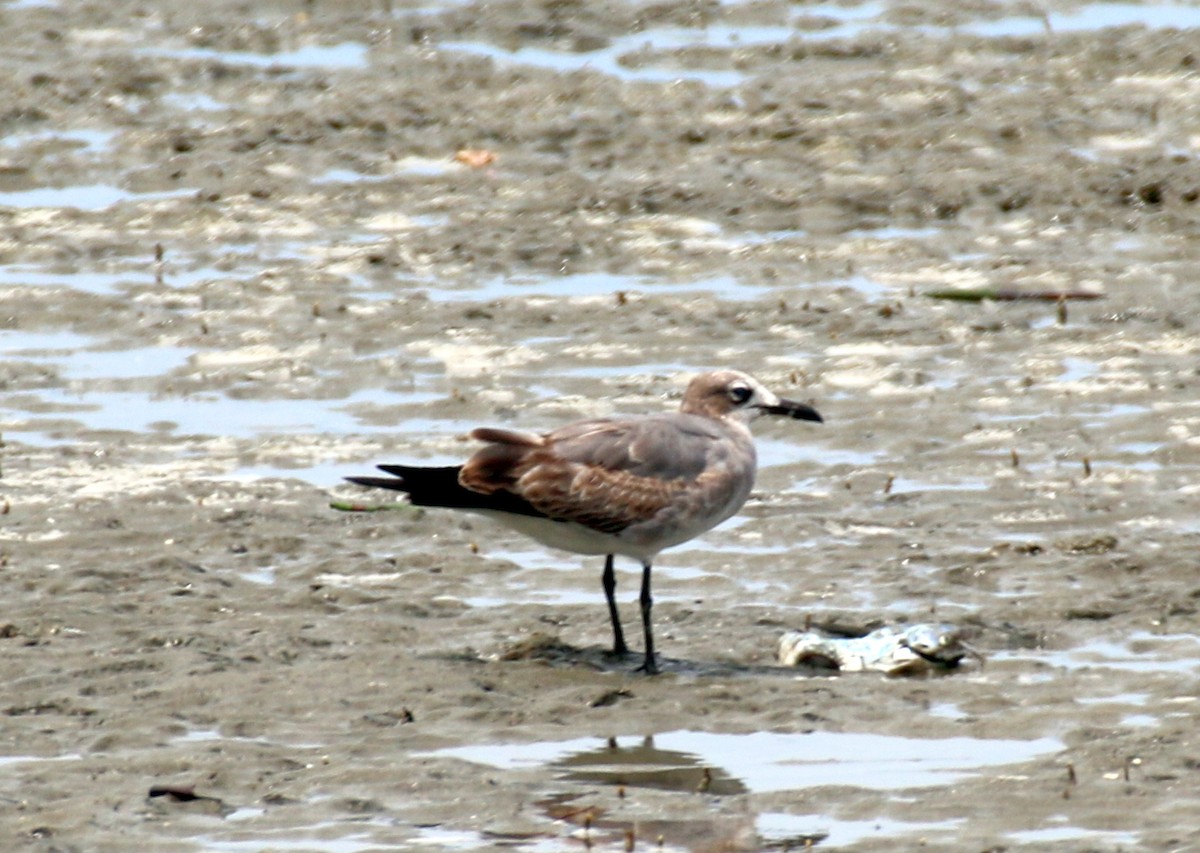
[728,384,752,405]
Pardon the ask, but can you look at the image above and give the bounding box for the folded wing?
[460,415,727,534]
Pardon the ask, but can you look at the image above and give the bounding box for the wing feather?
[459,414,729,534]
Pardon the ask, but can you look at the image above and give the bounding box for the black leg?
[637,562,658,675]
[602,554,628,656]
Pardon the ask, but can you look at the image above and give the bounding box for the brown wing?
[459,415,725,534]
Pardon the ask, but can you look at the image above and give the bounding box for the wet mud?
[2,0,1200,850]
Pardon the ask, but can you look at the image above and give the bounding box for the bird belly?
[622,501,739,554]
[472,510,628,558]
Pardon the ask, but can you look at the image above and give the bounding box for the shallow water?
[430,729,1065,793]
[0,264,148,295]
[0,184,190,210]
[425,271,769,302]
[434,0,1200,91]
[1016,632,1200,676]
[151,42,369,71]
[2,388,442,442]
[0,127,115,153]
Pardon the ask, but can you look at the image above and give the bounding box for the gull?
[346,370,822,674]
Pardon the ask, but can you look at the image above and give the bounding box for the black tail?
[346,465,546,518]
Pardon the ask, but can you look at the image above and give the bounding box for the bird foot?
[635,656,659,676]
[608,640,630,659]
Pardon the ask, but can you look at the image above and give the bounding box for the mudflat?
[2,0,1199,850]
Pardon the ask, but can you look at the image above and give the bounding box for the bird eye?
[728,384,752,405]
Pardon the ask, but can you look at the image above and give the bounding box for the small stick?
[925,288,1103,302]
[329,501,413,513]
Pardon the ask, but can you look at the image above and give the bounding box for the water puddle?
[2,328,93,355]
[481,546,584,574]
[520,359,694,382]
[0,752,81,767]
[1081,401,1152,431]
[672,537,791,561]
[456,547,613,608]
[1108,441,1163,473]
[0,259,260,294]
[1007,824,1141,846]
[429,728,1063,794]
[1077,691,1150,707]
[0,264,143,294]
[844,224,945,241]
[406,795,968,851]
[438,3,889,88]
[1006,632,1200,675]
[1117,713,1159,727]
[438,39,745,89]
[221,460,368,488]
[238,566,278,586]
[732,227,807,246]
[313,168,386,185]
[758,811,962,850]
[56,346,194,380]
[153,42,368,71]
[315,159,461,186]
[391,156,458,178]
[0,127,115,154]
[197,828,388,853]
[1056,356,1101,384]
[175,728,223,743]
[459,575,690,610]
[1,387,449,443]
[171,726,324,751]
[822,274,890,297]
[452,528,815,608]
[438,2,1200,94]
[0,184,189,211]
[408,827,505,850]
[793,1,889,39]
[164,91,230,112]
[759,437,876,470]
[927,701,969,720]
[886,475,991,494]
[965,2,1200,37]
[423,271,765,302]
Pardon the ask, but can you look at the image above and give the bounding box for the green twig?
[330,500,414,513]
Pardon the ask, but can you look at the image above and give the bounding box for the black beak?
[761,399,823,423]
